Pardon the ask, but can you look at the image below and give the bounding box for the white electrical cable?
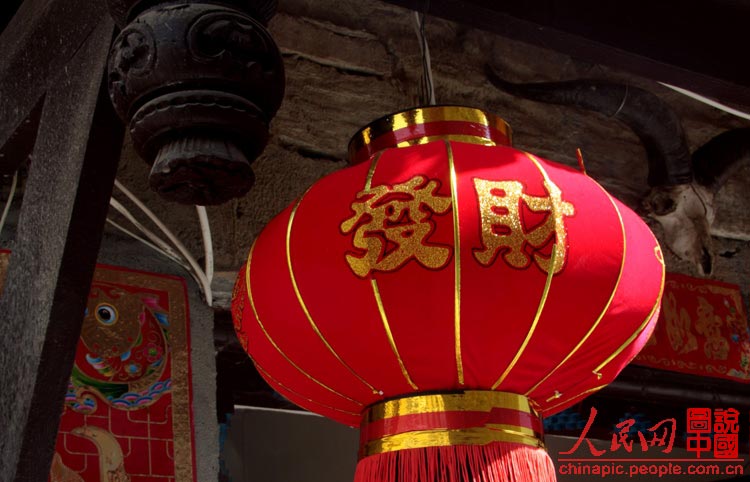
[196,205,214,284]
[106,217,192,273]
[659,82,750,122]
[109,198,181,260]
[0,171,18,238]
[113,180,213,305]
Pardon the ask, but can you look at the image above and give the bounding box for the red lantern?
[231,106,664,482]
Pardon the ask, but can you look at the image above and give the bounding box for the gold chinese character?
[473,178,574,274]
[341,175,452,277]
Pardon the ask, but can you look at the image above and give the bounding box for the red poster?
[634,273,750,382]
[0,252,196,481]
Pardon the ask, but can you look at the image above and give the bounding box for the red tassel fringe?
[354,443,556,482]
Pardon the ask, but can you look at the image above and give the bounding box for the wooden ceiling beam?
[384,0,750,108]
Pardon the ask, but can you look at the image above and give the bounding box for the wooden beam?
[384,0,750,108]
[0,19,122,482]
[601,365,750,410]
[0,0,108,157]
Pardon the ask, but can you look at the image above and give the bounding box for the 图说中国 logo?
[554,407,746,478]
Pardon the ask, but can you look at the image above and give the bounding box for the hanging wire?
[196,205,214,284]
[105,199,208,302]
[0,168,216,305]
[110,179,214,306]
[109,197,182,260]
[659,82,750,121]
[412,1,436,106]
[106,217,192,272]
[0,171,18,239]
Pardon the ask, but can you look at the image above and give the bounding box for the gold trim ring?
[359,391,544,458]
[348,106,512,164]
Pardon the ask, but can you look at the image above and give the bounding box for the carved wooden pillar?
[106,0,285,205]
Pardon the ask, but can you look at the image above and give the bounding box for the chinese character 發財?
[713,408,739,459]
[473,178,574,274]
[686,408,712,459]
[341,175,452,277]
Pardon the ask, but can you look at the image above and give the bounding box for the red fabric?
[634,273,750,382]
[526,199,664,414]
[232,140,664,425]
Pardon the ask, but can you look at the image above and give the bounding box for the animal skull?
[644,183,715,275]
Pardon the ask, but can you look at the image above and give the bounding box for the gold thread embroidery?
[524,186,627,397]
[287,193,380,394]
[473,173,574,274]
[245,239,363,406]
[446,141,464,386]
[341,175,452,277]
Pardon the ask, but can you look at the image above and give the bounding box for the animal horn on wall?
[692,128,750,193]
[484,67,721,275]
[485,66,692,188]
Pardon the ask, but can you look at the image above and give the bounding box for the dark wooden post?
[0,18,123,481]
[0,0,109,170]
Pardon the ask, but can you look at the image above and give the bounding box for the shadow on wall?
[224,407,358,482]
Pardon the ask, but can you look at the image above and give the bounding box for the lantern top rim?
[347,105,513,165]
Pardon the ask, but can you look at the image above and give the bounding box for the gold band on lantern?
[364,426,543,456]
[366,391,535,421]
[396,134,498,148]
[348,106,512,163]
[360,391,545,457]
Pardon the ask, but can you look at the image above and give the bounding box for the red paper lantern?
[232,106,664,482]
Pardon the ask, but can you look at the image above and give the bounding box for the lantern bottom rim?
[359,390,544,459]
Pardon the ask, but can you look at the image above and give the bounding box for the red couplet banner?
[633,273,750,382]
